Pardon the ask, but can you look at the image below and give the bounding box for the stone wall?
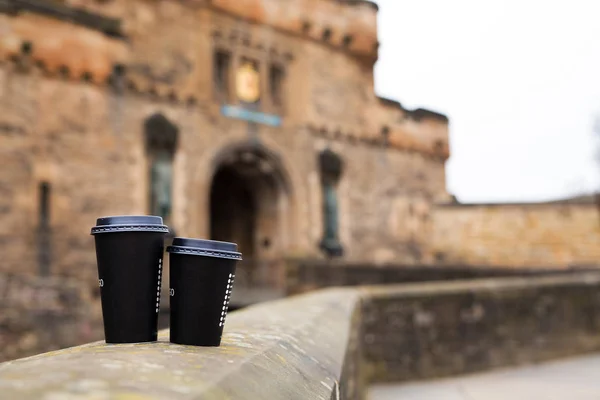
[0,60,446,355]
[333,140,448,263]
[361,272,600,383]
[0,287,365,400]
[0,0,448,290]
[432,203,600,267]
[3,272,600,399]
[0,272,102,362]
[285,259,592,295]
[0,66,446,272]
[0,0,451,359]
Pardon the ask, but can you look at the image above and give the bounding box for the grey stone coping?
[0,288,360,400]
[359,271,600,298]
[2,271,600,399]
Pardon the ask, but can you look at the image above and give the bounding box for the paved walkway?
[369,354,600,400]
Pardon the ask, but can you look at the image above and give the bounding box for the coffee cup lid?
[167,237,242,260]
[91,215,170,235]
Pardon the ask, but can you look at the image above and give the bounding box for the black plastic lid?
[167,237,242,260]
[91,215,169,235]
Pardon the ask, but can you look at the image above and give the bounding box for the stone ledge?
[0,288,361,400]
[3,272,600,399]
[361,271,600,298]
[360,271,600,383]
[285,259,595,295]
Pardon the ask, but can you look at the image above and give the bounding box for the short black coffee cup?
[167,238,242,346]
[91,215,169,343]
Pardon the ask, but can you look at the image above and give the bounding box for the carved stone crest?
[236,62,261,104]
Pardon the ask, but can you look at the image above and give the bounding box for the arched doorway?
[209,144,292,303]
[210,165,256,257]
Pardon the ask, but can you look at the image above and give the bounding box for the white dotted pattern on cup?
[156,258,163,313]
[220,273,235,327]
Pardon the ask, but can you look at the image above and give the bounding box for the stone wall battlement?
[208,0,379,58]
[0,12,127,84]
[2,0,378,60]
[0,0,449,160]
[165,0,377,58]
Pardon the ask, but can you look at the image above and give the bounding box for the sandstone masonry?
[432,202,600,267]
[0,0,450,298]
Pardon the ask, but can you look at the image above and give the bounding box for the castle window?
[269,64,285,107]
[302,21,312,34]
[433,139,445,154]
[214,50,231,101]
[21,41,32,55]
[381,125,390,146]
[144,114,179,229]
[38,182,51,227]
[37,181,51,276]
[318,149,344,258]
[342,34,353,47]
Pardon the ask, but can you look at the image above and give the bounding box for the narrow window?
[38,181,51,276]
[342,34,353,47]
[144,114,179,229]
[318,150,344,258]
[269,64,285,107]
[39,182,50,227]
[214,50,231,101]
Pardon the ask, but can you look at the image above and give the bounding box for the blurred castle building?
[0,0,598,305]
[1,0,600,361]
[0,0,450,299]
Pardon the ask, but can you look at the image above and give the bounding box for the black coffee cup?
[91,215,169,343]
[167,237,242,346]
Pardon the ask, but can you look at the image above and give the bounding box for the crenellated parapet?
[1,0,374,101]
[313,93,449,160]
[0,0,448,161]
[0,4,203,104]
[0,10,127,84]
[207,0,378,60]
[375,96,450,161]
[0,0,378,94]
[20,0,379,61]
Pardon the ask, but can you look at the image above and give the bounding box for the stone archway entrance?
[209,144,292,305]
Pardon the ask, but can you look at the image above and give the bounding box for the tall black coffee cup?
[91,215,169,343]
[167,237,242,346]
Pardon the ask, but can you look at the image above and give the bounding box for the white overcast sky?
[373,0,600,203]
